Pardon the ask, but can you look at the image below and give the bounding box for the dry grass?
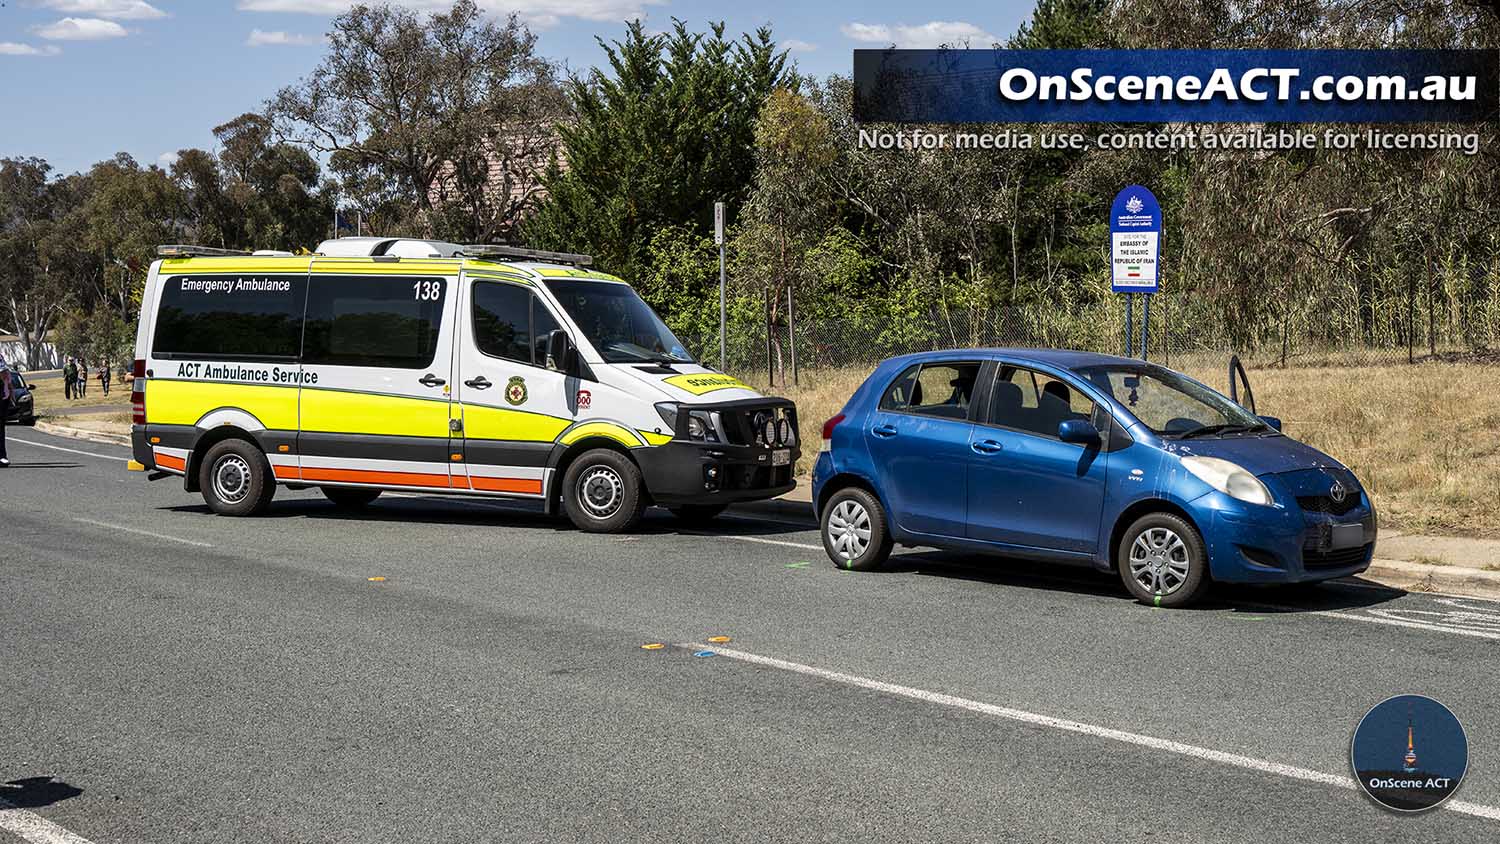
[28,377,132,415]
[740,360,1500,538]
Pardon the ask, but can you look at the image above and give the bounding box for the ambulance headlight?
[655,402,718,442]
[686,415,708,440]
[1180,456,1273,506]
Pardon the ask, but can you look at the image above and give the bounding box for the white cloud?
[0,41,63,56]
[157,151,179,169]
[38,0,167,20]
[782,39,817,53]
[236,0,657,28]
[34,17,130,40]
[841,21,998,49]
[246,29,323,47]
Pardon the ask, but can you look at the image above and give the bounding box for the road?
[2,427,1498,842]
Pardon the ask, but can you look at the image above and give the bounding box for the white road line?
[9,438,125,462]
[0,799,97,844]
[71,517,213,549]
[687,532,820,551]
[684,643,1500,823]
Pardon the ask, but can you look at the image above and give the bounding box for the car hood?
[1162,434,1345,477]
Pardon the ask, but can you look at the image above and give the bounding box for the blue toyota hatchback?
[811,350,1376,607]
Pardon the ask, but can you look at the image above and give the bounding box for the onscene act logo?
[1351,694,1468,812]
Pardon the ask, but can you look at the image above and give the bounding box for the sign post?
[715,201,726,371]
[1110,185,1161,359]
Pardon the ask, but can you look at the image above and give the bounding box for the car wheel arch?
[817,471,889,518]
[548,437,642,513]
[1108,498,1204,572]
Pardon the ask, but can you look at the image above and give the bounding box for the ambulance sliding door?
[295,263,459,490]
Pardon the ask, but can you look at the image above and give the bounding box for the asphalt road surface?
[3,428,1498,843]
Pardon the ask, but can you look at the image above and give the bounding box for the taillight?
[819,413,845,452]
[131,358,146,424]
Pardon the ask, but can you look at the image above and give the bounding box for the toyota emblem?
[1329,479,1347,504]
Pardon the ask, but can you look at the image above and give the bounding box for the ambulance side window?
[303,275,446,368]
[153,274,306,360]
[473,280,558,367]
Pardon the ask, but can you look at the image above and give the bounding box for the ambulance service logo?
[505,376,528,406]
[1351,694,1467,813]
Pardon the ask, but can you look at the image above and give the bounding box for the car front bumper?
[1191,490,1376,584]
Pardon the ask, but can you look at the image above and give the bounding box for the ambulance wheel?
[322,487,381,509]
[199,439,276,517]
[563,448,645,533]
[667,504,727,524]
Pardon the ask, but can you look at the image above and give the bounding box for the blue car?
[811,350,1376,607]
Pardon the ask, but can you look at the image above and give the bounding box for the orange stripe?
[155,452,186,472]
[468,476,543,495]
[299,467,452,489]
[273,465,302,480]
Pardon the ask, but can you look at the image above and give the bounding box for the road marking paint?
[71,517,213,549]
[1241,601,1500,642]
[641,643,665,650]
[707,635,732,643]
[10,437,124,462]
[0,798,98,844]
[689,532,819,551]
[681,643,1500,823]
[785,561,811,569]
[367,576,386,582]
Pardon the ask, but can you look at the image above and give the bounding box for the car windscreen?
[1074,365,1266,437]
[543,278,693,364]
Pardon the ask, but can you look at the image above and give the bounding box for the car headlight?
[1179,455,1273,506]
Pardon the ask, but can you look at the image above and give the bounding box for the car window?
[989,365,1094,438]
[473,280,564,368]
[1077,365,1262,435]
[153,274,307,360]
[303,275,447,369]
[882,362,981,420]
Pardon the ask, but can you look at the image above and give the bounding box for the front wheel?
[562,448,646,533]
[820,487,892,571]
[322,486,381,509]
[198,439,276,517]
[1117,512,1210,608]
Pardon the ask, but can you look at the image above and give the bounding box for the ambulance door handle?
[464,376,492,390]
[419,373,446,388]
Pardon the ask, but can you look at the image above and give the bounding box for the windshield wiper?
[1175,422,1265,439]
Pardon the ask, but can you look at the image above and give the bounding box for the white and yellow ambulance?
[128,238,798,532]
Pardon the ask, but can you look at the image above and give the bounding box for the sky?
[0,0,1034,176]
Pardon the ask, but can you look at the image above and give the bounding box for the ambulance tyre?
[199,438,276,517]
[563,448,645,533]
[322,487,382,509]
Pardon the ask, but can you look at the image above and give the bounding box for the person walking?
[99,363,111,397]
[63,358,77,400]
[78,361,88,399]
[1,367,11,468]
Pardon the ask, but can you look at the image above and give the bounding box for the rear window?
[302,275,447,369]
[152,275,306,360]
[879,362,982,420]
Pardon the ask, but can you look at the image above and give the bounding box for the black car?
[5,368,35,425]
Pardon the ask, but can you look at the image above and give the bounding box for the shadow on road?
[0,776,82,809]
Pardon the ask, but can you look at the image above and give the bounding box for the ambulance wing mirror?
[546,330,575,373]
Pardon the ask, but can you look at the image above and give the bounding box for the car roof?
[884,347,1148,373]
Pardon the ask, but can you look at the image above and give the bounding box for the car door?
[453,273,572,496]
[965,364,1108,554]
[864,360,983,538]
[296,267,458,490]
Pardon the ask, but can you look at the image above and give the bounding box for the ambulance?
[128,238,799,532]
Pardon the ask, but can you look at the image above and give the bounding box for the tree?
[0,158,85,369]
[269,0,562,242]
[524,19,791,287]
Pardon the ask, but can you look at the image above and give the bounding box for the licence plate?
[771,449,791,466]
[1330,523,1365,550]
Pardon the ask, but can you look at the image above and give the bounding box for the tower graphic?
[1403,704,1419,773]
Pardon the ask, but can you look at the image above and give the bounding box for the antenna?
[460,244,592,267]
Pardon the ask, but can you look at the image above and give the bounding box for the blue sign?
[1110,186,1161,293]
[853,50,1499,124]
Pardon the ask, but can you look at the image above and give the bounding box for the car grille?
[1303,543,1371,570]
[1298,494,1361,517]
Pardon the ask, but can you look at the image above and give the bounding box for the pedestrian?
[1,367,11,468]
[99,362,111,397]
[63,357,77,400]
[78,360,88,398]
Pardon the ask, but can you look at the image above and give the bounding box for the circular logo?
[1351,694,1467,813]
[505,376,528,406]
[1329,479,1348,504]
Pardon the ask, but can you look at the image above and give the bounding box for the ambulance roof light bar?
[157,244,253,258]
[461,244,592,267]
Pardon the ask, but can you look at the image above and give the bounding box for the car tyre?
[199,439,276,517]
[1117,512,1210,608]
[667,504,727,524]
[322,486,382,509]
[820,486,892,571]
[563,448,645,533]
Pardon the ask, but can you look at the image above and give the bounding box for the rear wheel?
[1117,512,1210,608]
[562,448,645,533]
[322,487,381,509]
[199,439,276,517]
[820,486,892,571]
[667,504,727,524]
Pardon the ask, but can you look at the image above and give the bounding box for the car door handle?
[464,376,492,390]
[971,439,1004,454]
[871,424,898,438]
[419,373,446,388]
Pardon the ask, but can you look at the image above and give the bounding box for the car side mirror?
[545,329,574,373]
[1259,415,1283,432]
[1058,419,1100,444]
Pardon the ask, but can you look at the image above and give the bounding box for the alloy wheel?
[1129,526,1192,596]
